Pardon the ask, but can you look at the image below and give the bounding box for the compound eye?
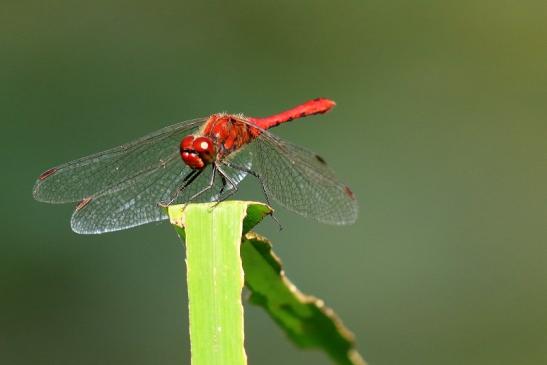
[193,137,215,156]
[181,135,195,151]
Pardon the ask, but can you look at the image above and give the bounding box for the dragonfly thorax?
[180,135,216,169]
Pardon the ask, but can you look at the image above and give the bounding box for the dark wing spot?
[315,154,327,165]
[343,186,355,200]
[75,197,93,211]
[38,167,58,180]
[299,111,306,117]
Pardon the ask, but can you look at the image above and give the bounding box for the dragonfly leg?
[218,173,227,196]
[158,168,202,207]
[212,164,239,206]
[222,161,282,230]
[222,161,272,205]
[184,164,217,205]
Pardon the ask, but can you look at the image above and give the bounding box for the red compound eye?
[193,137,216,161]
[179,135,215,169]
[181,135,195,151]
[179,135,204,169]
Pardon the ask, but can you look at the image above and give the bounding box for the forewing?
[247,131,358,225]
[70,152,187,233]
[33,118,205,203]
[71,157,250,234]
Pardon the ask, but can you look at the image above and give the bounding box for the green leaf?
[168,201,271,365]
[168,201,365,365]
[241,233,367,365]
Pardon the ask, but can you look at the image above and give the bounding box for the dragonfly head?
[180,135,216,169]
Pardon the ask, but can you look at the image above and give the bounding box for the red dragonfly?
[33,98,358,234]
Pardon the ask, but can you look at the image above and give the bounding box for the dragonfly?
[33,98,358,234]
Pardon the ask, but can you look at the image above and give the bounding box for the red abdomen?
[249,98,335,130]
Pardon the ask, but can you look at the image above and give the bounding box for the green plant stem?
[172,202,249,365]
[168,201,365,365]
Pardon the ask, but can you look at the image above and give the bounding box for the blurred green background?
[1,1,546,364]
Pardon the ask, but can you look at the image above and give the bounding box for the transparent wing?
[33,118,206,203]
[70,153,251,234]
[235,130,358,225]
[70,151,187,233]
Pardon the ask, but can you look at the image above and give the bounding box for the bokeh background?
[1,1,546,364]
